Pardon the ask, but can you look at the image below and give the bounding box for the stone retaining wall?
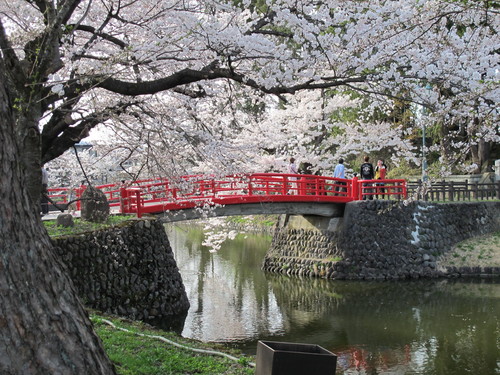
[262,201,500,280]
[52,219,190,323]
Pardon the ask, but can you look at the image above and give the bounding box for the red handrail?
[48,174,407,217]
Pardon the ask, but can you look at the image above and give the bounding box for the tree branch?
[71,24,127,48]
[42,100,141,163]
[92,65,367,97]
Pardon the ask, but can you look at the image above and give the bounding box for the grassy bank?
[43,214,135,237]
[91,313,255,375]
[437,230,500,268]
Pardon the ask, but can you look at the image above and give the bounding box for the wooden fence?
[407,180,500,202]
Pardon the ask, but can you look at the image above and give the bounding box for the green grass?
[43,215,135,237]
[419,199,500,204]
[91,314,254,375]
[457,244,474,252]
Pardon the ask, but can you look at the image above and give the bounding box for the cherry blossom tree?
[0,0,498,372]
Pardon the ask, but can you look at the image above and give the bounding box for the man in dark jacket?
[360,156,374,200]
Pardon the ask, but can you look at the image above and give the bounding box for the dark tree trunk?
[19,109,44,209]
[469,117,492,174]
[0,62,115,374]
[471,138,491,173]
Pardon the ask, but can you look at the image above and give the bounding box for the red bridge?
[48,173,407,221]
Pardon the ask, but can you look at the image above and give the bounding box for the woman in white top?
[288,157,298,194]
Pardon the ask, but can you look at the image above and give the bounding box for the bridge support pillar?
[263,214,344,279]
[277,214,342,233]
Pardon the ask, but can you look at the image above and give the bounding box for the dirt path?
[437,231,500,268]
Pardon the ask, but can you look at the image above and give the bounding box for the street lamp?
[422,122,428,182]
[420,84,432,182]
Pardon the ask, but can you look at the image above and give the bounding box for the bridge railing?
[46,187,71,205]
[247,173,357,198]
[48,174,407,217]
[358,178,408,200]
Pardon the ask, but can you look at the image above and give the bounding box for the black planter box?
[255,340,337,375]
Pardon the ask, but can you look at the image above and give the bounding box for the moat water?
[166,224,500,375]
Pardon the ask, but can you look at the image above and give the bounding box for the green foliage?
[231,0,269,13]
[91,314,254,375]
[386,159,421,179]
[226,214,278,227]
[235,95,266,117]
[43,215,135,238]
[415,122,442,144]
[330,106,360,124]
[382,151,450,180]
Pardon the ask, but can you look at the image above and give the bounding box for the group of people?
[287,158,322,195]
[334,156,386,178]
[359,156,387,181]
[358,156,387,199]
[288,156,388,199]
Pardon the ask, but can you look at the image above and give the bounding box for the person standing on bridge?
[288,157,298,174]
[374,159,387,199]
[288,157,298,195]
[360,156,374,200]
[333,158,346,195]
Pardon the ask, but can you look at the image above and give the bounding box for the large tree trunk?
[0,62,115,374]
[470,138,491,173]
[469,117,492,174]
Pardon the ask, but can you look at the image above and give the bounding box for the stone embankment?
[262,201,500,280]
[52,219,190,323]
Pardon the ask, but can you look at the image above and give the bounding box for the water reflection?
[167,224,281,343]
[264,276,500,375]
[166,224,500,375]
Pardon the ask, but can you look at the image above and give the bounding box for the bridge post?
[120,187,126,214]
[76,185,86,210]
[298,177,305,195]
[317,177,325,195]
[119,187,128,213]
[351,177,359,200]
[134,189,143,218]
[211,180,216,197]
[124,187,142,217]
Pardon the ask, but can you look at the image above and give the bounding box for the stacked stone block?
[52,219,190,322]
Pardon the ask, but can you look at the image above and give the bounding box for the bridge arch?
[156,201,346,222]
